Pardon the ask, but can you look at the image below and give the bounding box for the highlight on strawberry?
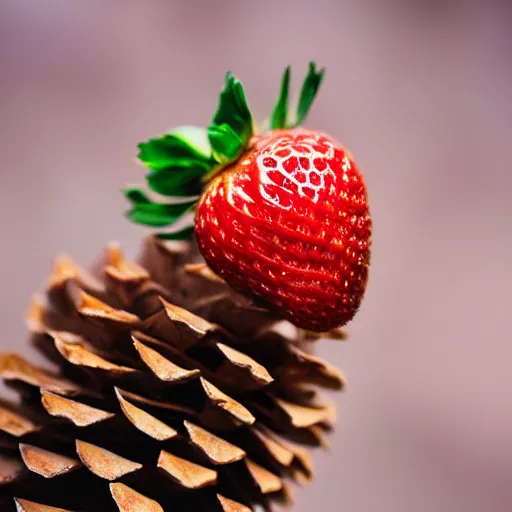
[125,63,372,332]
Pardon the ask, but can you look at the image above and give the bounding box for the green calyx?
[125,62,325,239]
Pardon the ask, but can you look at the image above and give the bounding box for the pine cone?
[0,237,346,512]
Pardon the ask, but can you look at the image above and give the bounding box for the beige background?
[1,1,511,511]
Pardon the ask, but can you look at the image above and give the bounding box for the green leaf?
[146,164,206,197]
[270,66,291,130]
[212,72,253,146]
[294,61,325,126]
[171,126,212,156]
[138,126,212,172]
[208,123,243,164]
[157,225,195,241]
[137,126,215,198]
[124,187,197,227]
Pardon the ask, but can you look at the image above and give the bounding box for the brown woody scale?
[0,237,346,512]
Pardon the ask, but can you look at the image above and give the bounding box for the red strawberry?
[127,63,372,332]
[195,128,371,331]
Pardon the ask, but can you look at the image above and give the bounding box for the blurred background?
[1,0,511,511]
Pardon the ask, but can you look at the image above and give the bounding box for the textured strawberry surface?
[195,128,371,331]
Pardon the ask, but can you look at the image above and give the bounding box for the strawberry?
[195,128,371,331]
[126,63,371,331]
